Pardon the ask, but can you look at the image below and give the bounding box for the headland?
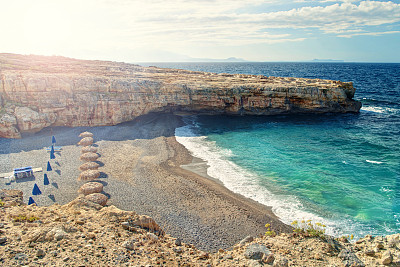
[0,53,361,139]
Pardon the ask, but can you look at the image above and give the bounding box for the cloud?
[105,0,400,48]
[1,0,399,60]
[337,30,400,38]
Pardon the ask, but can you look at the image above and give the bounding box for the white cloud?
[0,0,399,60]
[337,30,400,38]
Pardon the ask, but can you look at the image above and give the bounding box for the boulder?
[14,106,56,132]
[78,137,94,146]
[244,243,271,260]
[0,113,21,138]
[81,146,98,154]
[129,215,161,232]
[338,249,365,267]
[79,161,100,171]
[85,193,108,206]
[78,170,100,181]
[78,182,103,195]
[80,152,99,162]
[381,251,392,265]
[79,131,94,138]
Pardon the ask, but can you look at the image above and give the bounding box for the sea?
[142,62,400,239]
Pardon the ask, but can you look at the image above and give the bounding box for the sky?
[0,0,399,62]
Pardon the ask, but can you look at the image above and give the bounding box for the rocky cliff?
[0,53,361,138]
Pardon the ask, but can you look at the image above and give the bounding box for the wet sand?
[0,113,291,251]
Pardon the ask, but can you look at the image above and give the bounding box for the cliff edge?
[0,53,361,138]
[1,189,398,266]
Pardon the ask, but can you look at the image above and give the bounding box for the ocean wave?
[175,117,366,238]
[366,159,383,164]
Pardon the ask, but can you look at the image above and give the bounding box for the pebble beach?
[0,113,291,251]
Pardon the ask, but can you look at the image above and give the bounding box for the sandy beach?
[0,113,291,251]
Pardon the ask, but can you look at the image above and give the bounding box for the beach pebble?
[78,182,103,195]
[175,238,182,246]
[129,215,161,232]
[0,236,7,244]
[381,251,392,265]
[147,233,158,241]
[36,248,45,257]
[247,260,262,267]
[338,249,364,267]
[364,249,375,256]
[273,256,288,267]
[14,253,28,262]
[121,222,130,230]
[239,235,254,246]
[244,243,271,260]
[122,239,136,250]
[376,242,384,249]
[85,193,108,206]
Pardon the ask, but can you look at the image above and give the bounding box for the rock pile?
[77,132,108,206]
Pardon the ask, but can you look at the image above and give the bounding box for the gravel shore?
[0,113,291,251]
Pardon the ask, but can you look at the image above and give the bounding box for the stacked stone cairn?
[77,131,108,206]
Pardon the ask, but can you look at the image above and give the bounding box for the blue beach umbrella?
[28,197,36,205]
[52,135,56,144]
[44,173,49,185]
[32,183,42,195]
[47,161,52,171]
[50,146,56,159]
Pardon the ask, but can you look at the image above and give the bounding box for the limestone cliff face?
[0,53,361,138]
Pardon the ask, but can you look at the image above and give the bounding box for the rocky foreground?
[0,53,361,138]
[1,190,399,266]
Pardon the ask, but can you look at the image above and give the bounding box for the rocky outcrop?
[1,189,398,266]
[0,53,361,138]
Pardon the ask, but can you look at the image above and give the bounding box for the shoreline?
[0,112,291,251]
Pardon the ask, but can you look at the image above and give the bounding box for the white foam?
[361,106,385,113]
[366,159,383,164]
[361,106,398,114]
[175,117,362,237]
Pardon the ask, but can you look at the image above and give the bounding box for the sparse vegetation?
[291,220,326,238]
[11,214,39,222]
[0,200,4,206]
[265,223,276,237]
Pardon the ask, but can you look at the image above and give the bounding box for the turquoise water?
[147,62,400,238]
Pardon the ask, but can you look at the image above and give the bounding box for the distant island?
[311,59,345,62]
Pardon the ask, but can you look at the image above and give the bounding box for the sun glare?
[21,2,73,52]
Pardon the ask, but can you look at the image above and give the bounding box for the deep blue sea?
[143,62,400,238]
